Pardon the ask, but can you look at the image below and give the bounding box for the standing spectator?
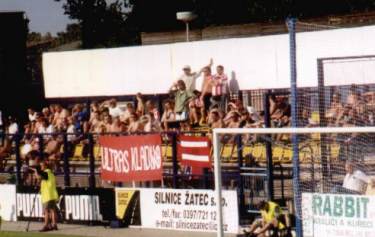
[145,100,160,122]
[175,59,212,93]
[136,93,145,116]
[200,66,214,110]
[120,103,135,122]
[211,65,229,111]
[103,115,112,132]
[128,113,140,133]
[170,80,193,121]
[110,117,124,133]
[178,65,201,93]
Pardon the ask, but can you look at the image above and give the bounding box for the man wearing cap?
[176,59,213,93]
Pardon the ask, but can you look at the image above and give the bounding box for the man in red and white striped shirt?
[210,65,229,112]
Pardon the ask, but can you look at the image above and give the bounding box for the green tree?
[55,0,139,48]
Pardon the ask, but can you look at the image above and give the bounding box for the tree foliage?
[55,0,375,48]
[55,0,139,48]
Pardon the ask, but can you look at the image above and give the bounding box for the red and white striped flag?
[178,135,211,168]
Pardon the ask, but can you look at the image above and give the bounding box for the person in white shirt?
[176,59,213,93]
[8,117,19,135]
[334,161,374,194]
[28,108,37,122]
[108,99,123,118]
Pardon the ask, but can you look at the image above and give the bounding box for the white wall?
[43,25,375,98]
[0,184,17,221]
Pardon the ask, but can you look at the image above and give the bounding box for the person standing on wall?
[30,160,59,232]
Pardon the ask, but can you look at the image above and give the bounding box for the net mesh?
[290,20,375,220]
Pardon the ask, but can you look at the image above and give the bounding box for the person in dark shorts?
[30,160,59,232]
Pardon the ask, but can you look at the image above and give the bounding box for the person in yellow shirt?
[31,161,59,232]
[244,200,286,237]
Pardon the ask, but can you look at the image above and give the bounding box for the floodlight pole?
[213,130,224,237]
[177,12,197,42]
[186,22,190,42]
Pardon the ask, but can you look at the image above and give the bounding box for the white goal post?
[212,126,375,237]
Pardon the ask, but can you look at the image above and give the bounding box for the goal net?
[213,126,375,237]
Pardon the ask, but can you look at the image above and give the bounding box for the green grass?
[0,231,86,237]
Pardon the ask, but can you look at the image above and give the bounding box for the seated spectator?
[37,119,49,139]
[326,92,343,119]
[332,161,375,194]
[188,90,204,126]
[239,111,255,128]
[44,136,62,171]
[347,84,360,107]
[161,100,175,131]
[53,104,69,128]
[208,109,224,130]
[42,107,51,121]
[7,116,19,136]
[225,111,241,128]
[28,108,37,122]
[66,116,78,155]
[89,111,102,132]
[145,100,160,122]
[170,80,193,121]
[247,107,261,124]
[90,102,100,119]
[0,137,12,171]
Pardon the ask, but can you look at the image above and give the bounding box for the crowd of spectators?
[2,59,375,173]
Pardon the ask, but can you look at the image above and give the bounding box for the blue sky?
[0,0,74,35]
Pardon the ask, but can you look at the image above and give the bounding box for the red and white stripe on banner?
[178,135,211,168]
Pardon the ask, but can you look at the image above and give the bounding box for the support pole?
[63,134,70,187]
[88,134,96,188]
[287,18,303,237]
[171,133,179,188]
[236,135,245,217]
[213,131,224,237]
[264,92,274,200]
[186,22,190,42]
[15,134,22,185]
[317,59,329,191]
